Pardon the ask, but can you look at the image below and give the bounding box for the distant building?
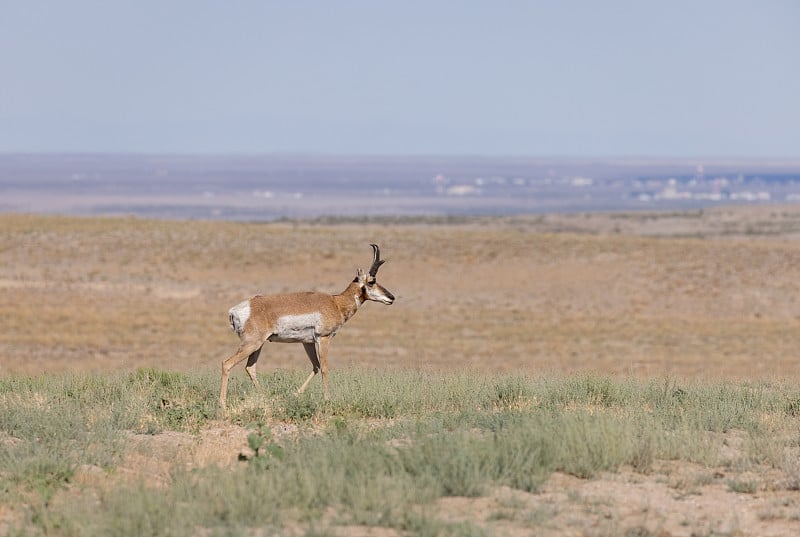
[445,185,481,196]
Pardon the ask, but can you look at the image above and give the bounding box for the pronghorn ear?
[354,268,366,283]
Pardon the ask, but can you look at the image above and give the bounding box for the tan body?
[219,245,394,409]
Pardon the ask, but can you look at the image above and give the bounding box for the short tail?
[229,311,244,337]
[228,300,251,338]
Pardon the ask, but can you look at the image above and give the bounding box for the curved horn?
[369,243,386,277]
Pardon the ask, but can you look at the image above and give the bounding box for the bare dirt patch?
[428,463,800,537]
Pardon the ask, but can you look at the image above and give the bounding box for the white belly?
[269,313,321,343]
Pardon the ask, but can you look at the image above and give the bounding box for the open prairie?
[3,205,800,379]
[5,206,800,537]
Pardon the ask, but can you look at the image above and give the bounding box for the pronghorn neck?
[334,279,365,322]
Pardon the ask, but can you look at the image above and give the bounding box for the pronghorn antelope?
[219,244,395,408]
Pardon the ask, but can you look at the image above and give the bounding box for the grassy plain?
[4,206,800,535]
[3,369,800,536]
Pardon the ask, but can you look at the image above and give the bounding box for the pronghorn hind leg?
[245,346,263,389]
[297,342,320,394]
[220,340,262,409]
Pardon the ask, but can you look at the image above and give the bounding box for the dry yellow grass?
[3,208,800,380]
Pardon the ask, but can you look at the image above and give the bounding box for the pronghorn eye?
[367,279,376,286]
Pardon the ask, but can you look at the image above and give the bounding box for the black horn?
[369,243,386,277]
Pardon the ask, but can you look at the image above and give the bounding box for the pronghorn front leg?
[297,335,332,398]
[317,335,331,399]
[297,341,321,394]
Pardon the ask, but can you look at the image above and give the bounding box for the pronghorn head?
[355,244,395,305]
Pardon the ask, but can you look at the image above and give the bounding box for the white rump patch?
[269,313,322,343]
[228,300,251,337]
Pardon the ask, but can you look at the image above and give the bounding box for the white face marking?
[366,285,394,304]
[270,313,322,343]
[228,300,251,336]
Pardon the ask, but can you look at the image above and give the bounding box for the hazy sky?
[1,1,798,157]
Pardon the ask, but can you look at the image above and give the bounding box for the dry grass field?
[3,205,800,380]
[5,205,800,536]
